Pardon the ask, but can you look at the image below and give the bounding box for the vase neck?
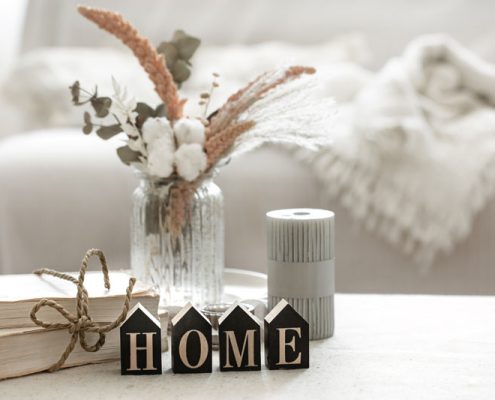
[133,169,176,185]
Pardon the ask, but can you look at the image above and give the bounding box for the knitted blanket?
[301,35,495,266]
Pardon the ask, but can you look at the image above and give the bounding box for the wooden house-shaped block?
[120,303,162,375]
[264,299,309,370]
[171,302,212,374]
[218,303,261,372]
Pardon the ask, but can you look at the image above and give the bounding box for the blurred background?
[0,0,494,295]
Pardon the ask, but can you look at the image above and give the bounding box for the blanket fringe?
[297,146,495,269]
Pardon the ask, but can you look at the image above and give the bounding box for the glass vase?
[130,173,224,309]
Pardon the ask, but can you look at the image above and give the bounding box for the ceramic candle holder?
[266,208,335,340]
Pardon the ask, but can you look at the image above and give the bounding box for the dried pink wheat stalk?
[259,66,316,96]
[205,120,256,167]
[208,66,316,135]
[167,181,196,237]
[77,6,183,120]
[168,120,254,236]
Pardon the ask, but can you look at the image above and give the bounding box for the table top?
[1,294,494,400]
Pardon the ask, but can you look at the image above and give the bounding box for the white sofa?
[1,0,495,295]
[2,129,495,295]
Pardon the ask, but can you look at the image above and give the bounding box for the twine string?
[29,248,136,372]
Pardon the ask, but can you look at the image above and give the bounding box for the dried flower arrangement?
[71,6,335,236]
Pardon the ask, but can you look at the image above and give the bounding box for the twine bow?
[30,249,136,372]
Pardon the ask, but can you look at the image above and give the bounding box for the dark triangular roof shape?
[218,302,261,326]
[265,299,308,326]
[121,302,160,328]
[171,302,211,327]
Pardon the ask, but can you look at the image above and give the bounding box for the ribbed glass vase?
[130,173,224,309]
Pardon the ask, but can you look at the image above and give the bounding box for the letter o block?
[171,303,212,374]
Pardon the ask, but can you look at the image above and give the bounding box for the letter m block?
[219,303,261,372]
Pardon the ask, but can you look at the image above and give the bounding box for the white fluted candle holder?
[266,208,335,340]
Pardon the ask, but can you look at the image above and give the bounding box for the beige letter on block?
[179,329,209,368]
[276,327,302,365]
[223,329,257,368]
[126,332,157,371]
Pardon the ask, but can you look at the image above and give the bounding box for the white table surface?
[1,294,494,400]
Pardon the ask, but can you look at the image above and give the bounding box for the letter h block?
[218,303,261,371]
[120,303,162,375]
[171,302,212,374]
[264,299,309,370]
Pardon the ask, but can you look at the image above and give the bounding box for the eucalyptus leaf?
[157,42,179,69]
[116,145,141,166]
[135,102,155,117]
[91,97,112,118]
[96,124,123,140]
[176,35,201,61]
[134,102,156,127]
[83,111,93,134]
[155,103,167,118]
[157,30,200,87]
[82,123,93,134]
[172,59,191,83]
[171,30,188,42]
[70,81,80,104]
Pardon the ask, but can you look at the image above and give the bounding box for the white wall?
[18,0,495,69]
[0,0,27,80]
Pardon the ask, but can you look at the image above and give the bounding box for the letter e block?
[264,299,309,370]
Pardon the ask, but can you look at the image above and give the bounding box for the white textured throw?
[301,35,495,266]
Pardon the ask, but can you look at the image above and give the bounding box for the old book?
[0,271,165,379]
[0,271,158,328]
[0,312,168,380]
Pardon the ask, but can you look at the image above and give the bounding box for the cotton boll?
[146,136,175,178]
[174,143,208,181]
[147,130,175,160]
[142,117,174,145]
[147,151,174,178]
[174,118,205,146]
